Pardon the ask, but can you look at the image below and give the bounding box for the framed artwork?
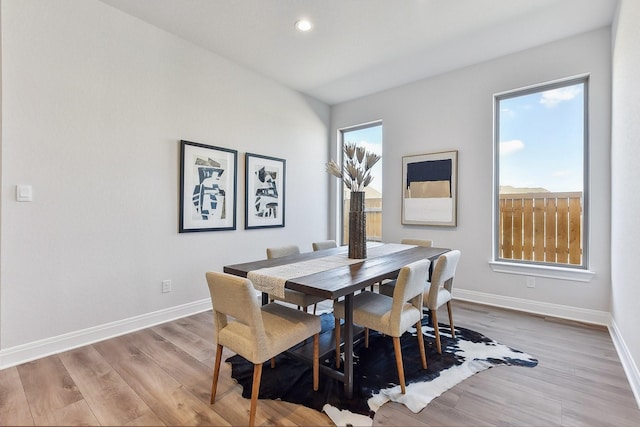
[245,153,285,229]
[179,140,237,232]
[402,150,458,226]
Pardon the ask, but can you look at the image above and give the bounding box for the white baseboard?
[3,291,638,410]
[609,317,640,410]
[0,299,212,370]
[454,288,640,410]
[453,288,611,326]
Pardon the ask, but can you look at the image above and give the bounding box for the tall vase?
[348,191,367,259]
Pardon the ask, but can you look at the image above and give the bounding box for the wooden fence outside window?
[343,197,382,243]
[499,192,583,265]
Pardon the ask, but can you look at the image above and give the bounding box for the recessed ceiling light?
[295,19,313,32]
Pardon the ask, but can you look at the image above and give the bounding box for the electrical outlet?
[526,276,536,288]
[162,279,172,293]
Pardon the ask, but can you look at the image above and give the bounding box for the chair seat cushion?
[262,304,321,356]
[424,282,452,309]
[219,302,320,364]
[333,291,422,337]
[269,289,325,307]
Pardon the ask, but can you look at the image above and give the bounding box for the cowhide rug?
[227,313,538,426]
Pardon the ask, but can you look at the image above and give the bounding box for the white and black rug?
[227,314,538,426]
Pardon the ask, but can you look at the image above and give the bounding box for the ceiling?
[99,0,618,105]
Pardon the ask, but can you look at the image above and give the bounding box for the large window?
[339,122,383,245]
[494,76,588,269]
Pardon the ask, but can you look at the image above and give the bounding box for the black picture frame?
[179,140,237,232]
[402,150,458,226]
[245,153,286,229]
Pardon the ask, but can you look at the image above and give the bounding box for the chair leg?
[313,303,317,315]
[416,320,427,369]
[392,336,406,394]
[313,333,319,391]
[364,327,369,348]
[432,309,442,354]
[210,344,223,404]
[334,317,341,368]
[249,363,263,427]
[447,301,455,338]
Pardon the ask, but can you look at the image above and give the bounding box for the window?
[339,122,383,245]
[494,76,588,270]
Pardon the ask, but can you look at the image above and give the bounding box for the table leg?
[343,293,354,398]
[261,292,269,305]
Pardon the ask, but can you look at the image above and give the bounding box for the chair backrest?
[426,250,461,307]
[400,238,433,247]
[266,245,301,259]
[389,258,430,333]
[205,271,267,357]
[312,240,337,251]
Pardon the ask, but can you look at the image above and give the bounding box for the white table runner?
[247,243,411,298]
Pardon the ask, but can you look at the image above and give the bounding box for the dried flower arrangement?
[325,142,381,192]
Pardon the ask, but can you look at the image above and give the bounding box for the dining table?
[223,242,449,399]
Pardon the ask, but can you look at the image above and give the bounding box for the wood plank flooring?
[0,300,638,426]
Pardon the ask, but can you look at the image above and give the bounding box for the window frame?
[337,120,383,246]
[491,75,594,280]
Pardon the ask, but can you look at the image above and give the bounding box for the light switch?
[16,185,33,202]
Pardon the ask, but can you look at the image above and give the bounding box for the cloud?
[552,170,571,177]
[540,86,582,108]
[357,140,382,155]
[500,140,525,155]
[501,107,516,118]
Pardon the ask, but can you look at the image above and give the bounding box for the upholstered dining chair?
[205,271,321,427]
[378,238,434,295]
[423,249,461,354]
[266,245,325,314]
[333,258,430,394]
[266,244,301,259]
[312,240,337,251]
[400,238,434,247]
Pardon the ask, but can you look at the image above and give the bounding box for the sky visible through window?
[343,124,383,192]
[499,82,584,193]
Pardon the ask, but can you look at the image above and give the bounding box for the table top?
[223,243,449,300]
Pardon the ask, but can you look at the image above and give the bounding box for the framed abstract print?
[179,140,237,232]
[245,153,285,229]
[402,150,458,226]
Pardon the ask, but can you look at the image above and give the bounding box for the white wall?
[611,0,640,406]
[0,0,330,362]
[331,28,612,319]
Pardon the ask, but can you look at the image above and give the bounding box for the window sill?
[488,261,595,282]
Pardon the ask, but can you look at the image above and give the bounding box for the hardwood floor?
[0,300,638,426]
[375,301,640,426]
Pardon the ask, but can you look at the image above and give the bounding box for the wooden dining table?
[223,242,449,399]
